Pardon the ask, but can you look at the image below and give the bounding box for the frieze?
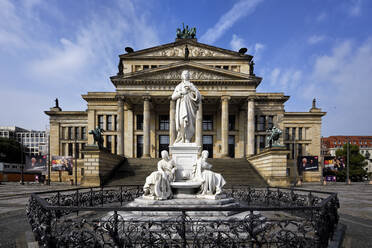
[143,45,229,57]
[137,68,235,81]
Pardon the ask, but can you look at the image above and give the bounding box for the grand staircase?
[106,158,267,187]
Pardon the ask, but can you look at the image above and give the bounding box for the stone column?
[195,99,203,148]
[143,96,151,158]
[169,99,176,146]
[117,96,125,156]
[221,96,230,158]
[247,97,255,156]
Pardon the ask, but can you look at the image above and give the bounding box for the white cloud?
[229,34,265,60]
[200,0,264,44]
[308,35,326,45]
[349,0,362,16]
[316,12,327,22]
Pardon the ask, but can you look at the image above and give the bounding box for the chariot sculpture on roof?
[176,23,196,39]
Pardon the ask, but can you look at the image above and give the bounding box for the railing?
[26,185,339,247]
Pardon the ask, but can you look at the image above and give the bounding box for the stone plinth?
[81,145,125,186]
[248,146,290,187]
[169,143,200,180]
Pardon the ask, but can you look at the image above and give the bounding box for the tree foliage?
[335,144,367,180]
[0,138,23,163]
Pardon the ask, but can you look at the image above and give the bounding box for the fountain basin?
[170,181,201,196]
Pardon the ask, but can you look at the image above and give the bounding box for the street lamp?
[346,138,350,184]
[20,141,24,185]
[74,134,78,186]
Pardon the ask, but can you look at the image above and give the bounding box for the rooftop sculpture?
[176,23,196,39]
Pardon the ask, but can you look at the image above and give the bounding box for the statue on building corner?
[184,45,189,60]
[171,70,201,143]
[55,98,59,108]
[117,58,123,75]
[89,126,105,149]
[249,60,255,75]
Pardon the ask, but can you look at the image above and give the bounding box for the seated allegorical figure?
[143,150,177,200]
[193,150,226,196]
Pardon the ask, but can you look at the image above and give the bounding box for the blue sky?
[1,0,371,136]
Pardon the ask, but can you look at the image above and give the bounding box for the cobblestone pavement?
[301,182,372,248]
[0,182,371,247]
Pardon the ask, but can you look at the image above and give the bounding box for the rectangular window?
[298,144,303,157]
[159,115,169,130]
[68,127,72,140]
[114,136,117,154]
[292,128,296,140]
[114,115,117,131]
[228,115,235,131]
[285,128,290,140]
[98,115,104,129]
[298,127,303,140]
[143,65,149,70]
[75,143,79,158]
[81,143,86,158]
[268,116,274,129]
[81,127,86,140]
[107,135,112,153]
[134,65,141,71]
[257,116,265,131]
[259,135,265,149]
[136,115,143,130]
[151,65,157,69]
[68,143,73,156]
[107,115,113,131]
[75,127,79,140]
[203,115,213,131]
[223,65,229,70]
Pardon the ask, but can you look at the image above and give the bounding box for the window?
[81,143,86,158]
[203,115,213,131]
[114,115,117,131]
[136,115,143,130]
[259,135,265,149]
[223,65,229,70]
[75,143,79,158]
[159,115,169,130]
[159,135,169,157]
[98,115,104,129]
[228,115,235,131]
[268,116,274,129]
[285,128,289,140]
[107,135,112,152]
[292,128,296,140]
[114,136,117,154]
[68,143,73,156]
[257,116,265,131]
[68,127,72,140]
[143,65,149,70]
[298,144,303,157]
[107,115,113,131]
[81,127,86,140]
[134,65,141,71]
[75,127,79,140]
[151,65,157,69]
[298,127,303,140]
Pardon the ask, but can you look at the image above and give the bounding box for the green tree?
[335,144,367,181]
[0,137,24,163]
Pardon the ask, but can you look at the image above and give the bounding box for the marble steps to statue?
[107,158,267,187]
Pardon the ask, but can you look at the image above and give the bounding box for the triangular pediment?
[120,39,251,59]
[115,61,256,82]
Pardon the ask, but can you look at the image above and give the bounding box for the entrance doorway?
[159,135,169,157]
[136,135,143,158]
[202,135,213,158]
[228,135,235,158]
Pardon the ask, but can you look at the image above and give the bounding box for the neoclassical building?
[46,35,325,183]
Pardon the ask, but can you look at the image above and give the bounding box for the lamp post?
[74,134,78,186]
[346,139,350,184]
[20,141,24,185]
[47,132,50,185]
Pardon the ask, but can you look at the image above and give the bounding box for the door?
[159,135,169,157]
[136,135,143,158]
[202,135,213,158]
[228,135,235,158]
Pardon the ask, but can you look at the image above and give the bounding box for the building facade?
[0,126,48,157]
[46,37,326,182]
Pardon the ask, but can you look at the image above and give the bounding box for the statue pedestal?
[169,143,201,181]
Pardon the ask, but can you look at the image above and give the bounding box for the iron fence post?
[182,210,187,248]
[120,186,123,206]
[90,188,93,206]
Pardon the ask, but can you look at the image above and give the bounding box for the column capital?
[247,95,256,102]
[221,95,231,101]
[116,94,125,102]
[142,96,151,101]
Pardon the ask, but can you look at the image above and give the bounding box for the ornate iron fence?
[27,185,339,247]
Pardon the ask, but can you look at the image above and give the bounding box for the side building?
[46,36,326,185]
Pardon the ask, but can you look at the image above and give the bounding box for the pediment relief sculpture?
[143,44,230,58]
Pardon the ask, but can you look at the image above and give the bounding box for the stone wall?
[248,147,290,187]
[81,145,124,186]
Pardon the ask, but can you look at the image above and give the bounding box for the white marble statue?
[171,70,201,143]
[143,150,177,200]
[193,150,226,196]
